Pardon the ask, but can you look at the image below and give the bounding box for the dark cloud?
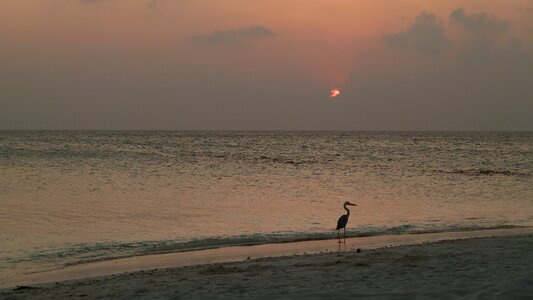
[146,0,158,8]
[347,9,533,130]
[517,7,533,13]
[450,8,519,70]
[450,8,509,33]
[191,26,275,45]
[383,12,448,55]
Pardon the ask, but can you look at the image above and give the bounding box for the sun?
[329,89,340,98]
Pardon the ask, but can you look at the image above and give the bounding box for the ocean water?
[1,131,532,280]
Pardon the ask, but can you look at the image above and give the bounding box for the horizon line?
[0,129,531,133]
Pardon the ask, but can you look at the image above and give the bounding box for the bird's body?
[336,201,357,243]
[336,214,349,230]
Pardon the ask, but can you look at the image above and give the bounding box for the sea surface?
[1,131,532,281]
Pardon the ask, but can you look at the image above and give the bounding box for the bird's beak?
[349,203,357,206]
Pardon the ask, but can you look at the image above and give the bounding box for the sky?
[0,0,532,130]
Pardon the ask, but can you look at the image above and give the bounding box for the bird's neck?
[344,204,350,217]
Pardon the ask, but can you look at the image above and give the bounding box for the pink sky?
[0,0,532,130]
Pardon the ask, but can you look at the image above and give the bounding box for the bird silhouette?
[336,201,357,244]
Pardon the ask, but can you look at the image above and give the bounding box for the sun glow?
[329,89,340,98]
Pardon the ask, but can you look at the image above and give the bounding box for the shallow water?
[1,131,532,278]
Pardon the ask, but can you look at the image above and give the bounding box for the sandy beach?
[2,228,532,299]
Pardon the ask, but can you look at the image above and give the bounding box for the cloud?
[80,0,108,3]
[81,0,162,7]
[346,9,533,130]
[383,12,448,55]
[146,0,158,8]
[517,7,533,14]
[191,26,275,45]
[450,8,509,33]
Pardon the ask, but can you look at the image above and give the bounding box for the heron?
[336,201,357,244]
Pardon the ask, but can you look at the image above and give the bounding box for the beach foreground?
[2,232,532,299]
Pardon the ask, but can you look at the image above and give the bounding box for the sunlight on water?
[0,131,532,278]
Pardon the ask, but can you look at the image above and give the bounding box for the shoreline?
[2,226,532,289]
[2,230,532,299]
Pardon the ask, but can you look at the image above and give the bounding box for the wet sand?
[2,228,532,299]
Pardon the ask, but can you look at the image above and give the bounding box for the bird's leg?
[344,227,346,244]
[337,230,342,243]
